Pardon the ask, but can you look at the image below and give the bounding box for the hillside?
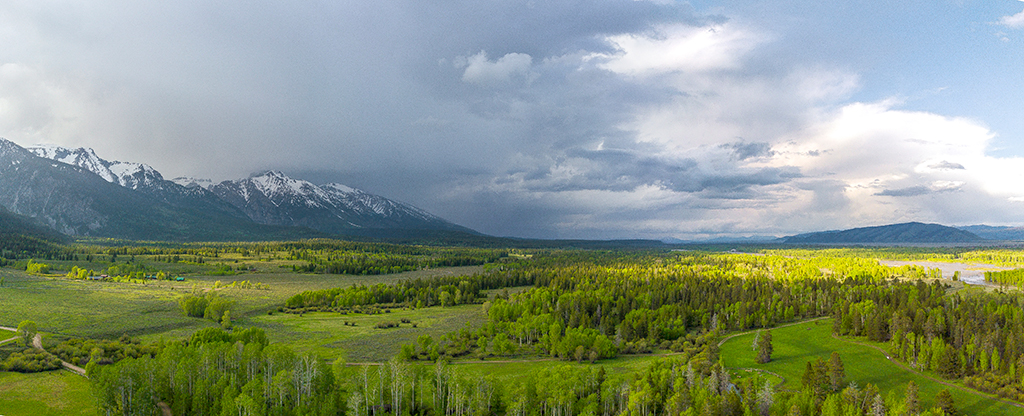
[19,141,479,241]
[209,171,477,236]
[0,138,323,241]
[958,225,1024,241]
[783,222,986,244]
[0,206,66,242]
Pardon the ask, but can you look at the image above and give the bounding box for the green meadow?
[0,371,96,416]
[0,327,16,339]
[0,264,485,341]
[721,319,1021,416]
[244,304,488,362]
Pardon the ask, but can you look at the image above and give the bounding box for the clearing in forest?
[721,319,1021,416]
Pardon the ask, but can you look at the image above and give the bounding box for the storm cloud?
[875,186,933,197]
[2,1,1024,240]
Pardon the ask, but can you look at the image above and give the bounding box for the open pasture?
[0,371,96,416]
[251,304,488,362]
[721,319,1021,416]
[0,264,485,342]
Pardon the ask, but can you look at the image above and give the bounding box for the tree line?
[284,267,534,311]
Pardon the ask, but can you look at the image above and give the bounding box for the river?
[878,260,1013,286]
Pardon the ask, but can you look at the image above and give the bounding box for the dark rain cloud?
[720,141,774,160]
[875,186,932,197]
[512,146,800,199]
[928,160,965,170]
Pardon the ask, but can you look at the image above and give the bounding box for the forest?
[3,241,1024,415]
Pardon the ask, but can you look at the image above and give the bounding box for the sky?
[1,0,1023,240]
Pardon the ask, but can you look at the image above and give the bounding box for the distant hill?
[0,206,65,241]
[0,206,68,258]
[663,235,780,244]
[956,225,1024,241]
[783,222,986,244]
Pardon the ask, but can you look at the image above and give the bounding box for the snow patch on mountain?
[27,144,163,190]
[209,171,457,232]
[29,144,117,183]
[0,138,27,159]
[322,183,358,194]
[10,139,470,235]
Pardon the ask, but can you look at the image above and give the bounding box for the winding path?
[31,333,88,376]
[0,324,87,377]
[2,324,173,415]
[0,325,19,346]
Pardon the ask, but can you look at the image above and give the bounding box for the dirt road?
[0,325,19,345]
[0,325,88,377]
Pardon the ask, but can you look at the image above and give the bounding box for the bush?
[178,294,209,318]
[25,259,50,274]
[0,348,62,372]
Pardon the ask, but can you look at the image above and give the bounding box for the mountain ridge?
[782,222,985,244]
[209,170,476,236]
[0,138,320,241]
[5,139,477,240]
[956,225,1024,241]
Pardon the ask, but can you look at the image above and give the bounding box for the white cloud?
[999,9,1024,28]
[763,101,1024,229]
[596,23,763,76]
[460,51,533,85]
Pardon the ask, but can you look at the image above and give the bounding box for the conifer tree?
[756,329,773,364]
[828,352,845,391]
[904,380,919,416]
[934,389,956,416]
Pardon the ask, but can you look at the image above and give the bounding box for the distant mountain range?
[782,222,986,244]
[0,138,475,241]
[954,225,1024,241]
[205,170,476,237]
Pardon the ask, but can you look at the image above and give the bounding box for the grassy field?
[0,371,96,416]
[0,265,485,342]
[721,319,1020,416]
[249,304,488,362]
[0,262,491,414]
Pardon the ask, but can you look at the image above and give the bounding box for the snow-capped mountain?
[26,144,252,222]
[209,171,471,234]
[13,139,474,238]
[27,144,163,189]
[0,138,311,241]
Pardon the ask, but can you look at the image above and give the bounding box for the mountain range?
[781,222,986,244]
[954,225,1024,241]
[0,138,473,241]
